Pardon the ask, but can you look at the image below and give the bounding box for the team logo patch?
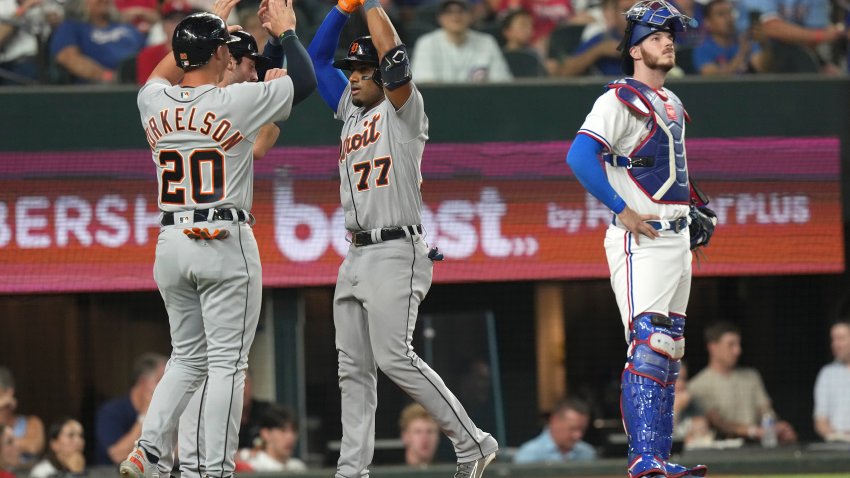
[664,103,678,121]
[349,42,359,55]
[180,91,191,99]
[180,53,188,60]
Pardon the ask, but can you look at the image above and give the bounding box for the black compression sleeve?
[280,31,317,106]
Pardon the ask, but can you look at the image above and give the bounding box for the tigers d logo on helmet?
[349,42,359,56]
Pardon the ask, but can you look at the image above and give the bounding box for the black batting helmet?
[172,12,238,70]
[333,36,380,70]
[228,31,271,69]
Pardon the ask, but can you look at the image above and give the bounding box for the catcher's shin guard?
[658,315,708,478]
[622,370,666,478]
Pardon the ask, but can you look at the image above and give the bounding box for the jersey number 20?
[159,149,225,205]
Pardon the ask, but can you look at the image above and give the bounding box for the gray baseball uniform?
[333,83,498,478]
[136,75,294,478]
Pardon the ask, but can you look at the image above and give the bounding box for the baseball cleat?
[119,446,160,478]
[454,451,496,478]
[666,462,708,477]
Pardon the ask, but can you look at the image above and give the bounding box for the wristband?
[14,6,26,17]
[101,70,114,83]
[279,30,297,42]
[813,29,825,44]
[363,0,380,11]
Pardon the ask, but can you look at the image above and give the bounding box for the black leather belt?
[161,208,251,226]
[647,217,688,233]
[352,225,422,247]
[603,153,656,168]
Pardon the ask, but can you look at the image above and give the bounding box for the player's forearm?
[253,123,280,159]
[559,48,603,77]
[149,50,183,85]
[307,6,349,109]
[566,134,626,213]
[706,410,750,438]
[279,31,316,105]
[364,0,401,59]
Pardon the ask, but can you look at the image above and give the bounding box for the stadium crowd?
[0,318,849,474]
[0,0,848,85]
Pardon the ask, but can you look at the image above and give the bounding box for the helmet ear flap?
[372,67,382,87]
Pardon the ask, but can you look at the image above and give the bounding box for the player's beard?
[641,46,676,73]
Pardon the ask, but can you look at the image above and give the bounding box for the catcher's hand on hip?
[617,206,660,245]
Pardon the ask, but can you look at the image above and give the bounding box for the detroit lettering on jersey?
[144,106,244,152]
[339,113,381,162]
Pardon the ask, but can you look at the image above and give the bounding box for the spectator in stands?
[237,371,272,450]
[0,367,44,465]
[398,403,439,467]
[235,404,306,472]
[494,0,594,53]
[411,0,513,82]
[49,0,145,83]
[0,0,63,84]
[513,398,596,463]
[113,0,158,34]
[94,353,166,465]
[500,8,548,76]
[673,362,713,449]
[689,321,797,445]
[134,1,196,84]
[813,318,850,442]
[0,424,20,478]
[742,0,843,73]
[557,0,626,77]
[29,418,85,478]
[693,0,767,74]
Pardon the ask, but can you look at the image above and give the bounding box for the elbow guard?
[380,44,412,90]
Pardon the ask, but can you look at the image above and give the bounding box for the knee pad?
[628,314,683,385]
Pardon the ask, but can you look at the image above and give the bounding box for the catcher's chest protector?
[608,78,689,204]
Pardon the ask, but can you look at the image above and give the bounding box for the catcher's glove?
[688,205,717,250]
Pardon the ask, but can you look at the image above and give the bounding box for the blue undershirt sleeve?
[566,134,627,214]
[307,6,350,111]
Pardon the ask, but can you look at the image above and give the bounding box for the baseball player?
[220,30,282,160]
[565,1,707,477]
[173,25,291,478]
[307,1,499,478]
[119,0,316,477]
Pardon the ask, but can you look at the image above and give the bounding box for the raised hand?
[264,68,288,81]
[261,0,296,39]
[212,0,240,22]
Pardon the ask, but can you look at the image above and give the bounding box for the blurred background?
[2,0,850,476]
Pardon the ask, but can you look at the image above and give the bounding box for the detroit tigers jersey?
[579,87,689,221]
[335,83,429,232]
[138,76,295,213]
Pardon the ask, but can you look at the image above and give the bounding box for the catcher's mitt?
[688,205,717,250]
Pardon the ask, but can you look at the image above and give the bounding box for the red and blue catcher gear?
[622,313,683,478]
[618,0,696,74]
[604,78,689,204]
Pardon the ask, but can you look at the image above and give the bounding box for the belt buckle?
[353,233,367,247]
[673,218,685,233]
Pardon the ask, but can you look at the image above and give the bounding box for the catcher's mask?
[618,0,696,75]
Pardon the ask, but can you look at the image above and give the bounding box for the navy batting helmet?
[618,0,695,74]
[172,12,238,70]
[228,31,271,69]
[333,36,380,70]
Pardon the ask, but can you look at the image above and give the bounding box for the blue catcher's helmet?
[618,0,696,74]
